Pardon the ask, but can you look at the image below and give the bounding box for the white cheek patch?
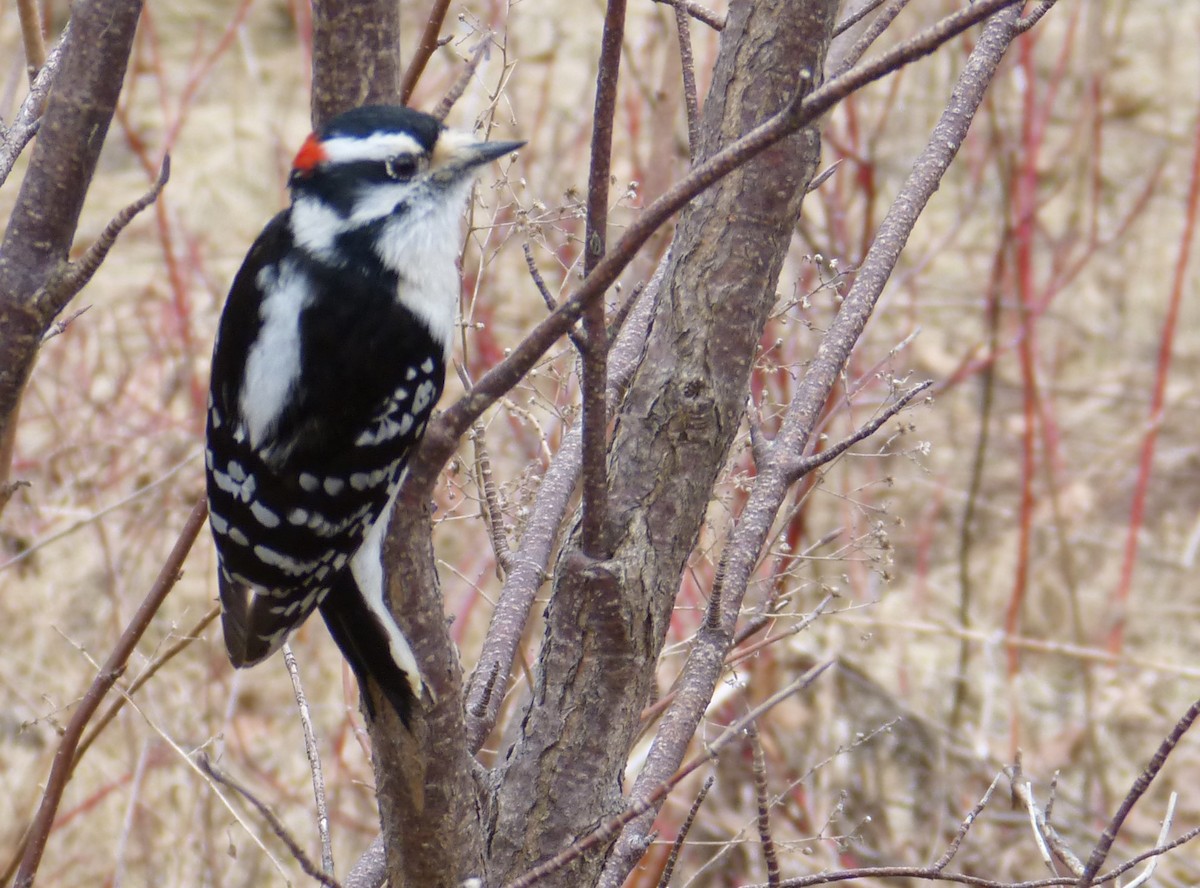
[290,197,348,261]
[239,261,311,451]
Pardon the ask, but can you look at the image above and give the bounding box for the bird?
[204,105,523,725]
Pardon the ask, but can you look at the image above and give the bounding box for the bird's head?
[286,105,523,265]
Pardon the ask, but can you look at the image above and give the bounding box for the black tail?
[319,569,418,726]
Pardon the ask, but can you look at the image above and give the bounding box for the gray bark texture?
[484,0,836,884]
[310,0,402,127]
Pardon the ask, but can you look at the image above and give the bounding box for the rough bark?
[370,498,486,888]
[485,1,836,883]
[310,0,402,126]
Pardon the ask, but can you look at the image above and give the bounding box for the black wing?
[205,210,444,667]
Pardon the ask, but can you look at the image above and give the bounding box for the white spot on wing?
[323,476,345,496]
[253,544,319,577]
[412,379,437,415]
[250,500,281,528]
[299,472,320,492]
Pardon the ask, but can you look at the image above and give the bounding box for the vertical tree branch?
[580,0,628,558]
[15,0,46,80]
[399,0,453,104]
[310,0,402,126]
[490,2,835,883]
[601,4,1026,881]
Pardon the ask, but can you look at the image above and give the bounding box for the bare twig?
[655,775,714,888]
[197,755,341,888]
[283,644,334,877]
[40,304,92,342]
[652,0,725,31]
[1016,0,1060,34]
[781,381,932,481]
[470,420,515,574]
[75,605,221,764]
[579,0,627,559]
[674,6,702,159]
[930,771,1004,869]
[34,156,171,319]
[15,0,46,80]
[833,0,890,37]
[1122,792,1176,888]
[1078,696,1200,884]
[831,0,913,78]
[524,241,586,352]
[747,724,781,886]
[0,23,67,187]
[432,39,490,123]
[400,0,454,104]
[14,498,207,888]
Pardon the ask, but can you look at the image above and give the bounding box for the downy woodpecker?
[205,105,522,723]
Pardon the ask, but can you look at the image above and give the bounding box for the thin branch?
[930,771,1004,870]
[34,156,171,318]
[283,644,334,877]
[674,6,701,159]
[579,0,627,558]
[75,605,221,764]
[400,0,454,104]
[470,420,515,575]
[1121,792,1175,888]
[656,775,714,888]
[781,380,932,481]
[14,498,207,888]
[524,241,586,352]
[197,755,342,888]
[432,39,490,123]
[1077,696,1200,885]
[833,0,889,37]
[1016,0,1060,34]
[747,724,781,886]
[0,22,69,189]
[504,666,830,888]
[652,0,725,32]
[832,0,913,78]
[15,0,46,80]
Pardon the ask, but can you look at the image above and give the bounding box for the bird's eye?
[385,155,419,180]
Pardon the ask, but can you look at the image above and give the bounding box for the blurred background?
[2,0,1199,884]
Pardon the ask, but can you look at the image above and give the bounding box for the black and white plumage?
[205,105,522,724]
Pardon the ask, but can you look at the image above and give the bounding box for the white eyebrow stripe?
[319,132,427,164]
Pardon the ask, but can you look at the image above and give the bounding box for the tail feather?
[319,568,419,725]
[218,571,323,667]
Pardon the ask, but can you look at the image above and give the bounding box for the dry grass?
[3,0,1200,885]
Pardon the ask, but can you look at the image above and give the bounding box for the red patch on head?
[292,134,327,174]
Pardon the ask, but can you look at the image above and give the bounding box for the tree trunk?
[485,1,837,883]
